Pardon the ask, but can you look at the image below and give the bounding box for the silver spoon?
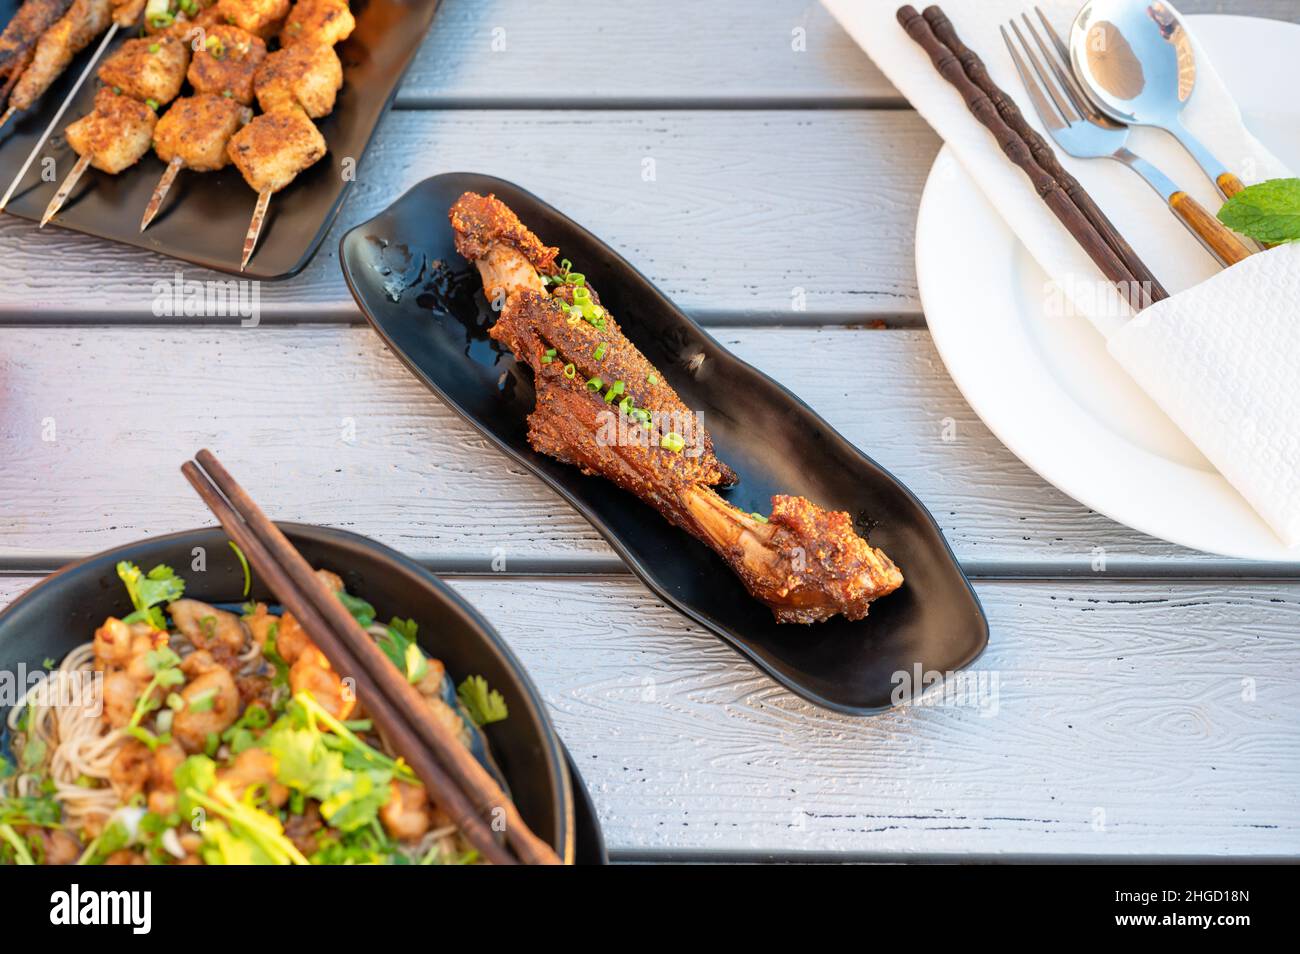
[1068,0,1246,199]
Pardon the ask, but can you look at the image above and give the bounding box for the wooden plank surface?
[1,572,1295,858]
[386,0,1300,109]
[392,0,897,108]
[3,324,1278,575]
[0,111,934,324]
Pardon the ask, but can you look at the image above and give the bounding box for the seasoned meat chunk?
[226,106,326,193]
[253,41,340,118]
[185,23,265,105]
[211,0,288,40]
[64,87,156,173]
[280,0,354,48]
[152,93,246,171]
[97,33,190,105]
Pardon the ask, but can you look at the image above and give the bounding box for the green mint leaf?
[1216,177,1300,243]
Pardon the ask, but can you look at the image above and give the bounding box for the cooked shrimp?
[93,617,133,669]
[379,780,431,842]
[273,611,311,664]
[289,645,354,721]
[171,666,239,752]
[217,747,288,806]
[101,670,140,728]
[168,599,248,653]
[108,738,152,799]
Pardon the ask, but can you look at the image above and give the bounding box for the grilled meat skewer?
[0,0,74,115]
[226,104,326,268]
[450,192,904,623]
[41,25,189,224]
[233,1,352,268]
[140,91,247,229]
[40,84,154,222]
[0,0,142,210]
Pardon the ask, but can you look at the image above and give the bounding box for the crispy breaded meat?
[98,33,190,105]
[494,290,737,488]
[185,23,266,105]
[8,0,111,110]
[253,40,341,117]
[152,92,246,170]
[65,87,156,173]
[226,106,326,193]
[450,191,559,275]
[0,0,73,81]
[211,0,289,40]
[450,192,903,622]
[280,0,354,48]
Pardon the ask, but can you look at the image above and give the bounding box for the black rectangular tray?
[0,0,439,279]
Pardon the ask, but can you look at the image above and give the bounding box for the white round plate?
[916,14,1300,562]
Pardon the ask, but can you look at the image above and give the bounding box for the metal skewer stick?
[241,188,271,271]
[40,152,88,225]
[0,21,119,213]
[140,154,183,231]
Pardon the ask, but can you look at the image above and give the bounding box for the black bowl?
[0,522,576,862]
[340,173,990,715]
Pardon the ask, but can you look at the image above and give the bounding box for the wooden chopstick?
[190,450,562,866]
[180,459,516,866]
[896,6,1150,311]
[182,453,562,865]
[920,5,1168,306]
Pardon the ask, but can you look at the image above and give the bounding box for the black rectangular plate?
[0,0,439,279]
[340,173,990,715]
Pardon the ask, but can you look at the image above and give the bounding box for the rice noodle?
[2,642,124,830]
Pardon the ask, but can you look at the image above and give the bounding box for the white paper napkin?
[824,0,1298,545]
[1109,243,1300,546]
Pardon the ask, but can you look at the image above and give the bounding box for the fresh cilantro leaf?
[1217,177,1300,243]
[174,754,217,822]
[457,675,508,727]
[116,562,185,629]
[375,617,428,684]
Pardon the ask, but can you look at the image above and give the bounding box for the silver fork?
[1002,8,1251,268]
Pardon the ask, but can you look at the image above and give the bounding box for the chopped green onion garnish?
[750,513,769,524]
[604,380,625,404]
[563,362,576,379]
[145,98,159,111]
[585,376,603,392]
[593,343,607,361]
[150,12,173,27]
[618,396,634,415]
[568,273,585,287]
[572,285,590,303]
[541,348,556,364]
[660,432,685,453]
[148,42,160,53]
[647,373,658,385]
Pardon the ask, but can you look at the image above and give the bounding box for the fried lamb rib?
[449,192,903,623]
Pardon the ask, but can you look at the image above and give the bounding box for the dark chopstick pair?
[181,449,562,866]
[897,4,1167,310]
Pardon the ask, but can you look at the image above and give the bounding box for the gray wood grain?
[0,110,936,324]
[0,324,1283,575]
[393,0,896,108]
[387,0,1300,109]
[0,572,1295,857]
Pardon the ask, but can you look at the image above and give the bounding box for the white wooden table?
[2,0,1298,862]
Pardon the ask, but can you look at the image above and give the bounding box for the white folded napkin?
[824,0,1298,545]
